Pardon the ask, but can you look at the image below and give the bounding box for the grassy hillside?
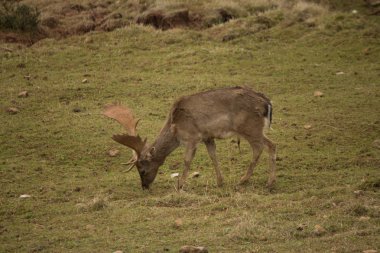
[1,1,380,252]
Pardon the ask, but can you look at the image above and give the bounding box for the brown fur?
[104,86,276,189]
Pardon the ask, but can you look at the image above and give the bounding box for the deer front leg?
[204,139,224,187]
[178,143,197,189]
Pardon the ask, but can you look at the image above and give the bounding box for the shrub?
[0,1,40,32]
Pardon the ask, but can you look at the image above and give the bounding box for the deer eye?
[139,160,149,166]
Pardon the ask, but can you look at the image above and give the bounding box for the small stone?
[336,71,345,75]
[313,224,326,236]
[359,216,370,221]
[113,251,123,253]
[170,173,179,178]
[108,149,120,157]
[174,218,183,228]
[82,78,88,83]
[19,194,31,198]
[352,9,358,14]
[179,245,208,253]
[7,107,19,114]
[304,124,312,130]
[363,250,377,253]
[363,48,370,55]
[313,91,324,97]
[296,224,306,231]
[372,139,380,149]
[18,91,29,98]
[191,171,200,178]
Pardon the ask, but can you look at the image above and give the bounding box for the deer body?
[104,86,276,189]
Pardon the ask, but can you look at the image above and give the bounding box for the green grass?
[1,7,380,253]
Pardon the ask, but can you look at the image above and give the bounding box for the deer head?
[103,104,159,189]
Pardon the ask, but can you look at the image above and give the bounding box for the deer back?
[169,86,271,142]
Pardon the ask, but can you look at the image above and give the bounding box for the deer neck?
[151,123,179,165]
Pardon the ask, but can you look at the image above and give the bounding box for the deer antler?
[103,103,140,135]
[103,103,146,170]
[112,134,146,156]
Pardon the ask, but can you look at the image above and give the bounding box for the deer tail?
[264,102,272,130]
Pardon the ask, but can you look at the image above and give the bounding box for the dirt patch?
[1,0,378,45]
[137,9,191,30]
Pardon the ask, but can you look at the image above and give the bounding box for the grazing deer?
[103,86,276,190]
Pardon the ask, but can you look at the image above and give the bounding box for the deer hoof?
[267,178,276,188]
[239,176,250,185]
[177,180,185,190]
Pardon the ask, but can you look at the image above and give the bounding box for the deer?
[103,86,276,190]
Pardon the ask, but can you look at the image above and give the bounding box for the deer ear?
[145,147,155,160]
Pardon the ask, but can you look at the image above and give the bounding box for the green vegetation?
[0,1,40,32]
[0,0,379,252]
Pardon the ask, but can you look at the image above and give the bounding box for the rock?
[359,216,370,221]
[313,91,324,97]
[174,218,183,228]
[108,149,120,157]
[296,224,306,231]
[18,91,29,98]
[179,245,208,253]
[363,250,377,253]
[313,224,326,236]
[304,124,312,130]
[171,173,179,178]
[19,194,31,198]
[113,251,123,253]
[336,71,345,75]
[7,107,19,114]
[191,172,200,178]
[82,78,88,83]
[372,139,380,149]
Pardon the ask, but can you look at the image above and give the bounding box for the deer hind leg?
[239,139,264,185]
[204,139,224,187]
[178,142,197,190]
[263,136,276,188]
